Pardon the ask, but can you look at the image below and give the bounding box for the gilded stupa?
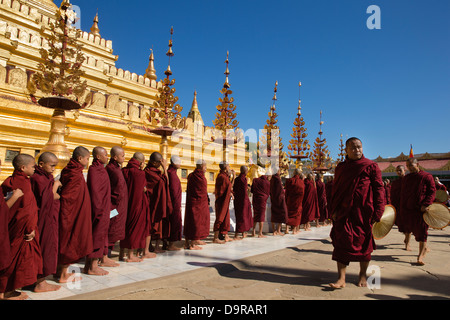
[0,0,247,191]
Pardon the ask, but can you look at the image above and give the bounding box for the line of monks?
[0,137,444,299]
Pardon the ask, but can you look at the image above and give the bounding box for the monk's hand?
[12,188,24,199]
[24,230,35,242]
[421,205,429,213]
[54,180,62,189]
[144,186,147,192]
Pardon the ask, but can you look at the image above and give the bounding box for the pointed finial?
[223,51,230,89]
[165,27,174,77]
[90,11,100,36]
[272,81,278,102]
[145,48,157,81]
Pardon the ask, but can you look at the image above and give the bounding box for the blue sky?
[70,0,450,160]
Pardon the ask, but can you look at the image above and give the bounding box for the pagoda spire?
[145,48,157,81]
[188,91,203,124]
[90,11,100,37]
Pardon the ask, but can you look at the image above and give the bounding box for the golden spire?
[223,51,230,89]
[90,11,100,36]
[145,49,157,81]
[188,91,203,124]
[165,26,174,77]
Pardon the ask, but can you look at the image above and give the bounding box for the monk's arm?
[421,174,436,210]
[5,188,24,208]
[370,164,385,222]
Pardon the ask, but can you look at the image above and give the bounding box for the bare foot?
[358,274,368,287]
[258,234,267,238]
[2,291,29,300]
[99,256,120,267]
[213,238,225,244]
[329,280,346,289]
[185,244,202,250]
[142,252,157,259]
[192,240,207,245]
[58,272,82,284]
[33,280,61,293]
[126,256,143,263]
[167,244,182,251]
[85,265,109,276]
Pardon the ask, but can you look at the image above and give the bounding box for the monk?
[0,154,42,300]
[250,171,270,237]
[214,161,234,243]
[301,173,320,231]
[316,174,329,227]
[58,146,93,283]
[390,165,410,250]
[285,168,304,234]
[401,158,436,265]
[85,147,111,276]
[329,137,385,289]
[184,160,210,250]
[269,166,288,235]
[30,152,61,292]
[122,152,152,261]
[167,155,182,250]
[325,176,334,225]
[105,146,128,265]
[145,152,172,253]
[233,165,253,240]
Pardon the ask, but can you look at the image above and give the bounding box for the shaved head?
[150,152,162,163]
[132,152,145,162]
[110,146,124,157]
[72,146,90,159]
[92,146,107,158]
[38,151,58,164]
[12,154,35,170]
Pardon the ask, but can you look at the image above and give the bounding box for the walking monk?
[250,170,270,237]
[269,166,288,235]
[145,152,172,253]
[105,146,128,265]
[401,158,435,265]
[184,160,210,250]
[85,147,111,276]
[285,168,304,234]
[233,165,253,240]
[58,146,93,283]
[30,152,61,292]
[316,174,329,226]
[390,165,409,250]
[214,161,234,243]
[0,154,42,300]
[329,137,385,289]
[167,155,182,250]
[301,173,319,231]
[122,152,151,261]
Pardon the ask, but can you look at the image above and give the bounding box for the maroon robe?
[251,176,270,223]
[30,166,60,277]
[390,177,405,231]
[400,170,435,242]
[184,168,210,240]
[269,173,287,224]
[145,165,172,240]
[330,156,385,265]
[233,173,253,233]
[285,175,304,226]
[385,184,391,204]
[121,158,149,249]
[58,158,93,265]
[214,170,232,234]
[0,170,42,293]
[316,179,328,222]
[301,179,320,224]
[87,159,111,259]
[167,165,182,242]
[0,195,10,272]
[325,179,333,218]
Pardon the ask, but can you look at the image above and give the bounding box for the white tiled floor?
[25,225,332,300]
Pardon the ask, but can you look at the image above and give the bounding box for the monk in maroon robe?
[85,147,111,275]
[58,146,93,283]
[401,158,436,265]
[384,179,391,204]
[214,162,234,243]
[250,173,270,237]
[105,146,128,265]
[325,176,334,223]
[390,165,409,248]
[329,138,385,289]
[145,152,172,253]
[184,160,210,250]
[167,155,182,250]
[316,174,329,226]
[269,169,288,235]
[121,153,151,261]
[30,152,61,292]
[233,166,253,239]
[285,169,304,234]
[301,173,319,231]
[0,154,42,300]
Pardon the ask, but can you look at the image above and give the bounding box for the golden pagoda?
[0,0,246,191]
